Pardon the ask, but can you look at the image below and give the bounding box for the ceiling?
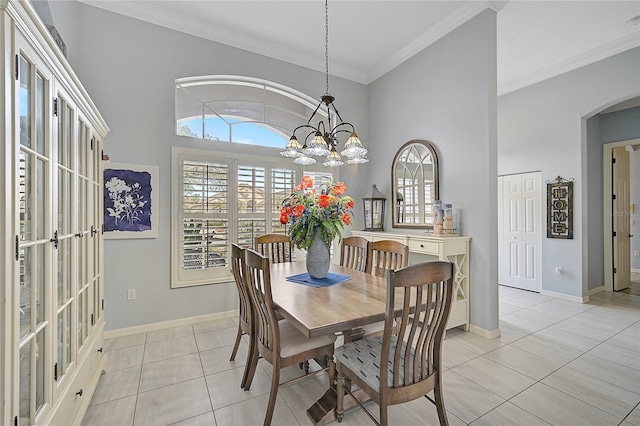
[80,0,640,94]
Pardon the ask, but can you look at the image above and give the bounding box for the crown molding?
[367,1,500,84]
[498,32,640,96]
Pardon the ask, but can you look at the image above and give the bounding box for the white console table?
[351,231,471,331]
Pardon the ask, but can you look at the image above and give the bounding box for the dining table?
[269,261,399,425]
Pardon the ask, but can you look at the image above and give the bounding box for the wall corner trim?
[468,324,501,339]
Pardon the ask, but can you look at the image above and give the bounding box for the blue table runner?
[286,272,351,287]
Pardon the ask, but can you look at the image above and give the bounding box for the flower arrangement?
[280,176,355,250]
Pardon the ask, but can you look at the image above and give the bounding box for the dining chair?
[370,240,409,278]
[243,248,336,426]
[255,233,293,264]
[335,261,455,426]
[339,236,371,273]
[359,240,409,337]
[229,243,259,390]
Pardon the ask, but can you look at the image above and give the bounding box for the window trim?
[171,146,337,288]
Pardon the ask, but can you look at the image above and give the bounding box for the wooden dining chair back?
[255,233,293,264]
[229,243,258,390]
[339,236,371,273]
[336,261,455,426]
[370,240,409,277]
[244,248,336,426]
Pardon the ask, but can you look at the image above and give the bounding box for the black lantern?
[363,184,386,231]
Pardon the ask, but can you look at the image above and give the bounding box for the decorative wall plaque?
[546,176,573,239]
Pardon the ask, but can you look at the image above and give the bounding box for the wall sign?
[546,176,573,239]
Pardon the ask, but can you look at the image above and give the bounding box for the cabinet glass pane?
[57,311,65,377]
[58,170,72,234]
[57,99,64,165]
[36,73,45,154]
[78,122,87,176]
[19,246,32,339]
[78,178,86,230]
[19,152,32,241]
[36,330,45,413]
[57,238,71,307]
[19,55,31,148]
[35,244,44,325]
[57,168,64,232]
[93,277,101,322]
[19,341,31,425]
[36,158,45,240]
[78,291,84,347]
[57,307,71,376]
[67,104,73,168]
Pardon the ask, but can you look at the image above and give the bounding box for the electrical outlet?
[127,289,136,300]
[634,250,640,257]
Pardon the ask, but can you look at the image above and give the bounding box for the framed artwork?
[103,163,159,239]
[546,175,573,239]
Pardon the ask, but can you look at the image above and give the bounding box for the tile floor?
[83,287,640,425]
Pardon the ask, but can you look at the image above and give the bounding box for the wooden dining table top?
[269,261,394,338]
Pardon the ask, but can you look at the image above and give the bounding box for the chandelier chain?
[325,0,329,94]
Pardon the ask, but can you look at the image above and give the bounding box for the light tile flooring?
[83,287,640,425]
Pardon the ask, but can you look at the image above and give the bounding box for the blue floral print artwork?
[104,168,153,232]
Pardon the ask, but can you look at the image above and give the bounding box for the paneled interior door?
[498,172,542,292]
[612,147,631,291]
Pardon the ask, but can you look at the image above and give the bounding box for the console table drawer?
[408,239,439,255]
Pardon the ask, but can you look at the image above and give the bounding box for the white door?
[612,147,631,291]
[498,172,542,291]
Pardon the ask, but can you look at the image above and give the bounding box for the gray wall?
[368,10,498,331]
[53,3,369,330]
[498,48,640,297]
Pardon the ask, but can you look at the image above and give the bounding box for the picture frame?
[103,163,159,239]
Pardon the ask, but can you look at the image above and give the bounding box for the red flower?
[280,213,289,224]
[318,194,330,208]
[295,183,303,191]
[333,182,347,196]
[293,204,305,217]
[301,175,314,188]
[342,213,351,225]
[345,200,355,209]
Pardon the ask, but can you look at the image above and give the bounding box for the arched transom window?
[175,76,329,148]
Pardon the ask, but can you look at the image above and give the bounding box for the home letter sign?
[546,176,573,239]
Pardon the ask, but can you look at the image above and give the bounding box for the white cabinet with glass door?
[1,1,109,425]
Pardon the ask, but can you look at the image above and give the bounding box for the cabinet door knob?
[97,347,103,353]
[76,389,83,397]
[420,244,424,248]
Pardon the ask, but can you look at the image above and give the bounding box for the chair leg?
[303,360,310,374]
[264,361,281,426]
[434,378,449,426]
[336,366,345,423]
[243,335,259,391]
[380,403,388,426]
[229,325,243,361]
[240,332,255,389]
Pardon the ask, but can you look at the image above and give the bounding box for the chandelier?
[280,0,368,167]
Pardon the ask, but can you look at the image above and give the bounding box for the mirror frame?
[391,139,440,229]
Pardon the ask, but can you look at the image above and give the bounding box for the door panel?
[613,147,631,291]
[499,172,542,292]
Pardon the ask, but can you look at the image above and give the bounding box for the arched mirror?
[392,140,439,229]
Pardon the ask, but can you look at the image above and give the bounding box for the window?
[175,76,330,148]
[172,147,335,288]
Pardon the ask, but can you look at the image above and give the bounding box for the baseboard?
[540,289,588,303]
[104,309,238,339]
[632,269,640,281]
[469,324,501,339]
[588,286,605,296]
